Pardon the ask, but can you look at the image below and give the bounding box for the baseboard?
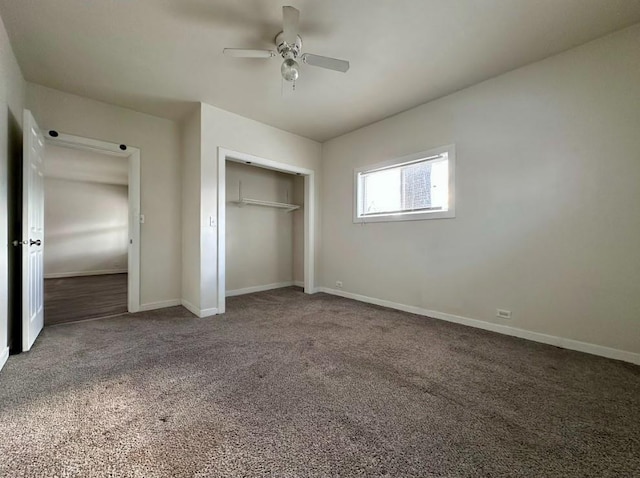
[138,299,182,312]
[180,299,218,318]
[181,299,200,316]
[44,269,127,279]
[0,346,9,373]
[226,281,295,297]
[199,307,218,318]
[293,281,304,288]
[318,287,640,366]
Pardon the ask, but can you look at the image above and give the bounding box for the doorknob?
[29,239,42,246]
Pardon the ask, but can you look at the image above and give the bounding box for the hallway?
[44,274,128,325]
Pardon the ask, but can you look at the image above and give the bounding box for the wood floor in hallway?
[44,273,128,326]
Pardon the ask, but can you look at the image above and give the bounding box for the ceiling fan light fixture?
[223,6,350,88]
[281,58,299,82]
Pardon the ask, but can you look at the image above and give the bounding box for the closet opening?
[217,148,315,314]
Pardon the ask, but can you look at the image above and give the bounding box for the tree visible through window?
[401,160,433,211]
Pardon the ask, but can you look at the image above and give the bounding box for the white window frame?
[353,144,456,223]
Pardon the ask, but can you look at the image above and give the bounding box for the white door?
[22,109,45,351]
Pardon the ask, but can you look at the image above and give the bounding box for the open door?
[21,109,45,351]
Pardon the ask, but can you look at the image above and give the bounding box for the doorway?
[42,132,141,324]
[217,148,316,314]
[12,112,141,352]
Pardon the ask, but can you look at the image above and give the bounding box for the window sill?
[353,209,455,223]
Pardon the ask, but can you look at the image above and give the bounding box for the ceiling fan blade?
[282,6,300,44]
[223,48,276,58]
[301,53,350,73]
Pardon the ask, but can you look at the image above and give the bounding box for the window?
[354,145,455,223]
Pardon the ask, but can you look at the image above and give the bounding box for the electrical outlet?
[335,281,343,289]
[497,309,512,319]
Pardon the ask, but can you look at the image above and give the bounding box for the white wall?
[292,175,305,284]
[27,84,182,308]
[225,162,297,292]
[181,107,201,310]
[321,24,640,358]
[44,144,128,278]
[0,14,25,364]
[182,103,322,315]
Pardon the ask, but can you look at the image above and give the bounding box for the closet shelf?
[232,197,300,213]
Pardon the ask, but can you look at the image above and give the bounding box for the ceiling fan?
[223,6,350,84]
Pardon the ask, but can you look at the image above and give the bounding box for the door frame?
[44,131,141,313]
[217,147,316,314]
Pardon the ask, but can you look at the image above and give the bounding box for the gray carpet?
[1,287,638,477]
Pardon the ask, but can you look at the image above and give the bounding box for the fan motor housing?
[275,32,302,58]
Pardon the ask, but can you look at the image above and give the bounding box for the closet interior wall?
[225,161,304,294]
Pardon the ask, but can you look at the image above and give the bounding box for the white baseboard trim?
[226,281,295,297]
[180,299,218,318]
[293,281,304,288]
[45,269,127,279]
[199,307,218,318]
[0,346,9,372]
[181,299,200,316]
[138,299,182,312]
[318,287,640,366]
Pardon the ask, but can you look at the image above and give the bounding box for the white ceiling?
[1,0,639,142]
